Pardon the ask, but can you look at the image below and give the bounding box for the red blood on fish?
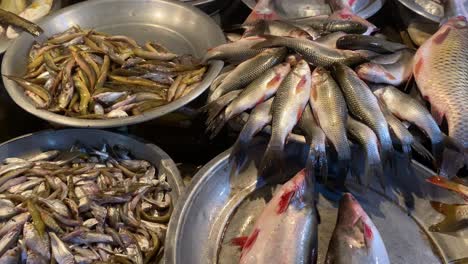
[243,228,260,251]
[433,28,451,44]
[340,13,352,19]
[364,223,373,240]
[277,189,295,214]
[267,74,282,89]
[231,236,248,248]
[295,76,307,93]
[348,0,356,7]
[414,58,424,78]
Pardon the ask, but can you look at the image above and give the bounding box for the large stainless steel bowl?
[166,139,466,263]
[0,129,185,203]
[2,0,225,128]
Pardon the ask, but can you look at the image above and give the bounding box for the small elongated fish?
[329,8,377,35]
[259,60,311,179]
[230,99,273,174]
[0,226,21,256]
[237,169,318,264]
[252,35,366,67]
[50,232,76,264]
[426,176,468,201]
[325,193,390,264]
[208,47,287,102]
[0,246,20,264]
[5,0,51,39]
[242,19,313,39]
[429,201,468,233]
[207,63,290,137]
[0,8,43,37]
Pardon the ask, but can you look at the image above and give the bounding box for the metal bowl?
[2,0,225,128]
[0,0,63,54]
[166,139,467,263]
[0,129,185,203]
[241,0,385,19]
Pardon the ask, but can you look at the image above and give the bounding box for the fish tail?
[335,159,350,190]
[251,35,284,50]
[202,98,235,126]
[429,201,463,232]
[201,50,221,64]
[365,160,385,191]
[229,136,251,175]
[259,141,284,182]
[411,140,434,162]
[306,144,328,182]
[432,140,445,166]
[207,112,228,139]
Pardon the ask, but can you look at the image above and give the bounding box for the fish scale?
[414,16,468,150]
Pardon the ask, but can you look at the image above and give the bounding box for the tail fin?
[251,35,284,50]
[306,144,328,183]
[206,112,228,139]
[429,201,465,232]
[229,137,250,175]
[364,162,385,191]
[411,140,434,162]
[200,91,240,125]
[243,0,280,24]
[258,143,284,183]
[335,159,350,191]
[432,140,445,166]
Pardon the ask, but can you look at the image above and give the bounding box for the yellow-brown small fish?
[429,201,468,232]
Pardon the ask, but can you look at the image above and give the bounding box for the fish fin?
[364,162,385,191]
[258,143,284,181]
[231,236,249,248]
[411,140,434,162]
[354,216,373,251]
[229,137,250,175]
[251,35,284,50]
[306,144,328,183]
[202,96,235,125]
[426,176,468,201]
[207,112,228,139]
[403,73,414,92]
[429,201,466,233]
[243,0,280,24]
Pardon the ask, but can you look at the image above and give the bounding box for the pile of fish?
[0,143,171,263]
[0,0,52,39]
[234,168,389,264]
[7,26,207,119]
[202,11,468,182]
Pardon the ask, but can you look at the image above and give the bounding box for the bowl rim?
[1,0,225,128]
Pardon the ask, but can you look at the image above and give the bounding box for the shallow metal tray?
[2,0,225,128]
[0,129,185,203]
[166,139,467,264]
[241,0,385,19]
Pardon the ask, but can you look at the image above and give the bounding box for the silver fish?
[0,213,30,237]
[202,36,266,64]
[0,246,20,264]
[208,47,287,102]
[50,232,76,264]
[310,66,350,182]
[230,99,273,174]
[23,222,50,260]
[0,227,21,256]
[326,193,390,264]
[259,60,311,179]
[208,63,290,137]
[333,63,393,162]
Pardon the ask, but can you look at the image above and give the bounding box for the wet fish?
[325,193,390,264]
[373,85,444,161]
[23,222,50,259]
[287,16,368,34]
[0,212,30,237]
[309,67,350,183]
[207,63,290,137]
[329,8,377,35]
[0,8,43,36]
[337,34,408,54]
[0,246,20,264]
[230,99,273,174]
[202,37,266,64]
[5,0,52,39]
[426,176,468,201]
[356,49,414,86]
[346,116,384,187]
[0,227,21,256]
[208,47,287,102]
[297,105,327,180]
[202,90,243,125]
[315,31,347,49]
[243,19,313,39]
[252,35,366,67]
[50,232,75,264]
[332,63,393,162]
[413,16,468,154]
[259,60,311,179]
[237,169,318,264]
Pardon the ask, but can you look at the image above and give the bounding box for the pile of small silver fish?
[7,26,207,119]
[0,143,171,263]
[202,10,462,185]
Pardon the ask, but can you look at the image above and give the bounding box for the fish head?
[444,16,468,29]
[274,63,292,77]
[337,193,367,227]
[294,60,311,76]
